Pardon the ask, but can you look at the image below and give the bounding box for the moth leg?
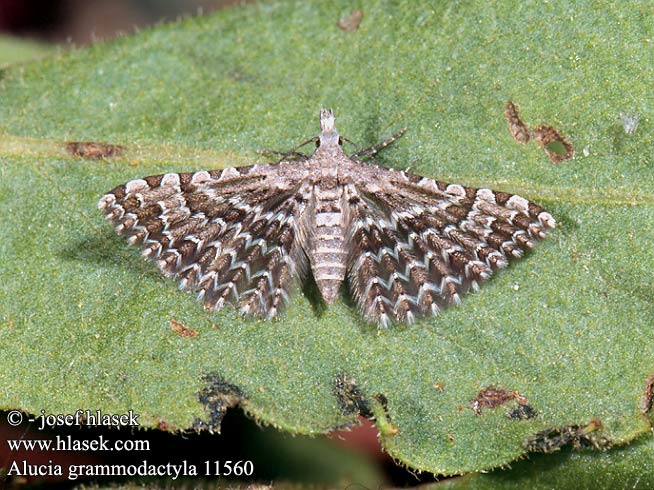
[256,149,310,162]
[350,127,407,161]
[257,135,320,163]
[341,136,387,166]
[340,135,365,152]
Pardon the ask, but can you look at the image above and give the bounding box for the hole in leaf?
[545,139,567,156]
[193,373,246,433]
[504,101,574,164]
[534,124,574,164]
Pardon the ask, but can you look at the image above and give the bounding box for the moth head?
[318,108,341,149]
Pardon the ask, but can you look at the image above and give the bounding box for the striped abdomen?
[308,183,348,304]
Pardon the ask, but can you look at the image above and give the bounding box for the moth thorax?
[318,130,340,152]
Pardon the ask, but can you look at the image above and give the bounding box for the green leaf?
[1,0,653,478]
[0,35,52,66]
[439,433,654,490]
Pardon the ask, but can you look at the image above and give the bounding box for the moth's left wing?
[99,166,310,318]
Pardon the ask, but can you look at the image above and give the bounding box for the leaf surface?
[1,0,653,475]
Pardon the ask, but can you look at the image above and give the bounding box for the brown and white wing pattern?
[98,109,555,327]
[347,170,555,326]
[98,166,309,318]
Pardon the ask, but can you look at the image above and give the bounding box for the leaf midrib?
[3,133,649,207]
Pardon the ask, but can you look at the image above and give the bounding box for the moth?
[99,109,555,327]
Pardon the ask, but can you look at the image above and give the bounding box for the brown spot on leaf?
[504,101,573,164]
[534,125,574,164]
[470,385,529,415]
[525,418,611,453]
[66,141,125,159]
[507,404,538,420]
[338,9,364,32]
[170,318,198,338]
[193,374,246,433]
[642,373,654,416]
[504,101,531,144]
